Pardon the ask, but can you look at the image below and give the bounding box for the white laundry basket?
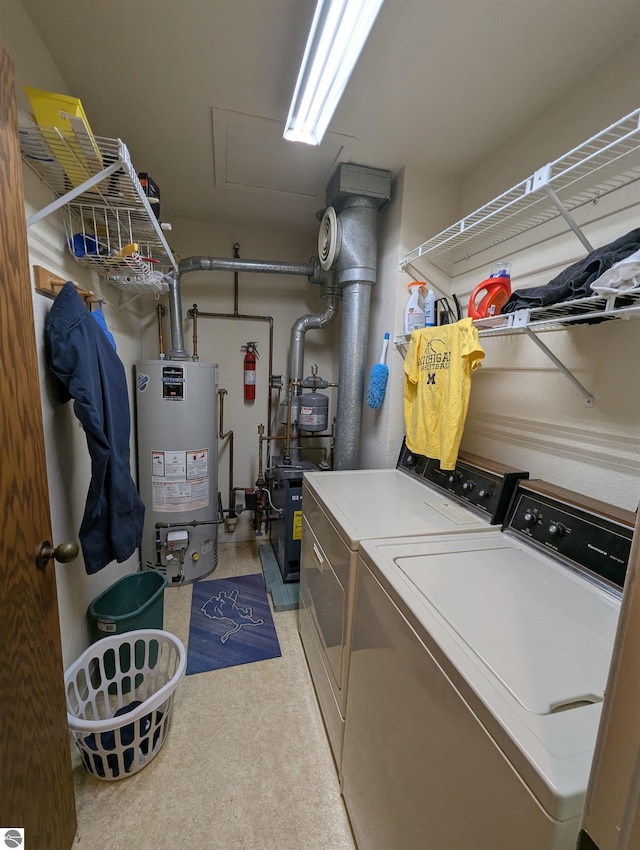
[65,628,186,781]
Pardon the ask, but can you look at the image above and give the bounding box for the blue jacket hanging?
[45,282,144,574]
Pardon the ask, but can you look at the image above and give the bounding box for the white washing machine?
[340,479,636,850]
[298,444,527,771]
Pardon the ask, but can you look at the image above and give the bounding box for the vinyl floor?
[71,540,355,850]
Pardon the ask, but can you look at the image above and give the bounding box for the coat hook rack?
[33,264,105,309]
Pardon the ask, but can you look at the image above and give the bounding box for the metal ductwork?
[166,162,390,472]
[284,273,341,465]
[167,255,322,360]
[178,256,319,278]
[325,164,392,470]
[288,272,340,388]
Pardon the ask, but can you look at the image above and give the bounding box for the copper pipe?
[256,423,265,486]
[187,310,274,440]
[259,433,332,442]
[233,242,240,316]
[191,303,199,360]
[156,304,165,359]
[218,388,235,516]
[284,380,295,462]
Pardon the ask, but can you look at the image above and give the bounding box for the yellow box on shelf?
[24,86,103,188]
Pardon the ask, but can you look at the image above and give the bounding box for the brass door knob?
[36,540,79,571]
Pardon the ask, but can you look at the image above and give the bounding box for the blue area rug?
[186,574,281,676]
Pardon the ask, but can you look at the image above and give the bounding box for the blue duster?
[367,332,390,409]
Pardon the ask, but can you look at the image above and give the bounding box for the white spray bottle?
[424,288,437,327]
[404,282,426,334]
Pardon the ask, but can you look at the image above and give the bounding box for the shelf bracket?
[26,160,123,228]
[393,334,409,358]
[523,327,594,407]
[534,166,594,254]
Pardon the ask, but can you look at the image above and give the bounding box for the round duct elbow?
[328,196,379,286]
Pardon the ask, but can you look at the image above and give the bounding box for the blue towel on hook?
[45,282,144,573]
[91,302,117,350]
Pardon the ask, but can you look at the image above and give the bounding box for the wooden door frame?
[0,43,77,849]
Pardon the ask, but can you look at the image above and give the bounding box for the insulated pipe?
[333,196,380,470]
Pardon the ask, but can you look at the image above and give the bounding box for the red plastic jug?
[467,275,511,319]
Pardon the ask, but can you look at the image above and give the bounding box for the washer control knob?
[523,510,537,526]
[478,488,492,499]
[404,452,415,466]
[549,522,566,537]
[462,480,475,492]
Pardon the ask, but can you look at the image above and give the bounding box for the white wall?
[3,0,145,667]
[360,166,461,469]
[386,33,640,511]
[459,33,640,216]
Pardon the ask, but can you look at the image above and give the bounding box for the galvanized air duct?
[320,163,391,470]
[332,195,383,470]
[288,272,340,387]
[168,255,322,359]
[286,273,341,464]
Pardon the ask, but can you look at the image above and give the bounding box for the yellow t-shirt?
[404,318,484,469]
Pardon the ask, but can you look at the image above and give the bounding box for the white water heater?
[135,360,218,585]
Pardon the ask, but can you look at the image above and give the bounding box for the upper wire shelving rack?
[396,107,640,407]
[400,107,640,275]
[19,124,178,295]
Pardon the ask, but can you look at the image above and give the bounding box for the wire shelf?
[393,290,640,349]
[20,124,177,290]
[400,108,640,273]
[473,289,640,336]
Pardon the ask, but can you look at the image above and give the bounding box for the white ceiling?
[19,0,640,235]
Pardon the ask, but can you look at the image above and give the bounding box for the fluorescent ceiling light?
[284,0,385,146]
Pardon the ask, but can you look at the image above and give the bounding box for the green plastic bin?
[88,570,168,641]
[88,571,168,691]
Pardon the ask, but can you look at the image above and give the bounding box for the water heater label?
[151,448,210,512]
[162,365,186,400]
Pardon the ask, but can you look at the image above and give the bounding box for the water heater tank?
[135,360,218,585]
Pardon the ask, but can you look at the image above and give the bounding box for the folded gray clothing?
[501,227,640,313]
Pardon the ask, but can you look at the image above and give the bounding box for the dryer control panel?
[397,440,528,525]
[506,479,636,590]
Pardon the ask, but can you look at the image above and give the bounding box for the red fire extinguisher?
[242,342,259,402]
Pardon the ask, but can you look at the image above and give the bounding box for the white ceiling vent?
[318,206,341,271]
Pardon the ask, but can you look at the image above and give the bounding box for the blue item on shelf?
[71,232,101,257]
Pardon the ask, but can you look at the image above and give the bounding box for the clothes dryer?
[298,444,527,770]
[341,479,635,850]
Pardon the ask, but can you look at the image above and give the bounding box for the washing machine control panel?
[506,480,635,590]
[397,440,528,525]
